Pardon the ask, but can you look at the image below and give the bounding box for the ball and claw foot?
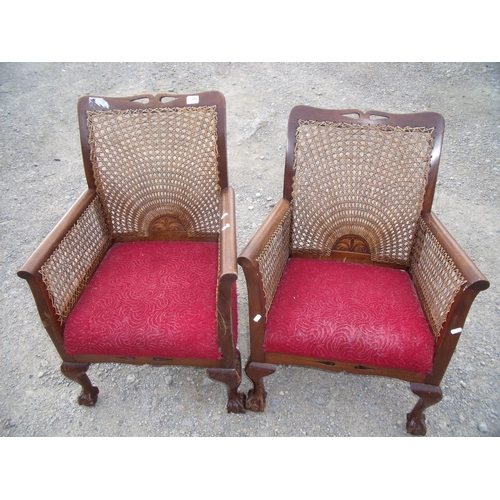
[406,410,427,436]
[245,389,266,412]
[406,383,442,436]
[61,362,99,408]
[77,386,99,407]
[227,392,247,414]
[207,363,246,414]
[244,361,276,412]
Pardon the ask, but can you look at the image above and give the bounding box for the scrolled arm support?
[219,186,238,283]
[238,199,291,359]
[238,198,291,311]
[17,189,102,360]
[413,212,490,385]
[216,187,239,366]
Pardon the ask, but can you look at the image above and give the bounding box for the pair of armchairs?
[18,91,489,435]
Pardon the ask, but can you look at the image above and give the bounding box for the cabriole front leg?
[61,362,99,407]
[207,353,246,413]
[406,382,442,436]
[245,361,277,412]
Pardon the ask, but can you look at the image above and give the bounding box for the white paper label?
[89,97,109,109]
[186,95,199,105]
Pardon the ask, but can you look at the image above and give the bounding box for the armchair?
[18,91,246,413]
[238,106,489,434]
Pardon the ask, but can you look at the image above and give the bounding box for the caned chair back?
[284,108,444,266]
[85,104,221,239]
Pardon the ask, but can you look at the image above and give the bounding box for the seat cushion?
[64,241,223,359]
[264,258,435,374]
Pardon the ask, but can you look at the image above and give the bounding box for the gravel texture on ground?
[1,62,499,437]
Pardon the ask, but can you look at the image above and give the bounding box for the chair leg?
[245,361,277,412]
[406,382,442,436]
[61,362,99,407]
[207,351,246,414]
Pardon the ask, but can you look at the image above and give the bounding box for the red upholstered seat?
[264,258,435,374]
[64,241,225,360]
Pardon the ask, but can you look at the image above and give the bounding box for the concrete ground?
[1,62,499,440]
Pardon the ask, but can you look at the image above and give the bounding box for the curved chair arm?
[238,199,290,266]
[18,190,99,280]
[238,199,291,357]
[17,190,99,358]
[420,212,489,291]
[411,212,490,385]
[17,189,112,360]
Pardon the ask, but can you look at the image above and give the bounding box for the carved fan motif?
[149,215,187,234]
[333,235,370,254]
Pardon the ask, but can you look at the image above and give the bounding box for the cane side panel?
[410,218,466,337]
[256,208,292,316]
[291,121,434,265]
[40,197,112,324]
[87,106,221,238]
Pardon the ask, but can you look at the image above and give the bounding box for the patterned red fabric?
[264,258,435,374]
[64,241,224,359]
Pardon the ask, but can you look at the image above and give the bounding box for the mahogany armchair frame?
[238,106,489,434]
[18,91,246,413]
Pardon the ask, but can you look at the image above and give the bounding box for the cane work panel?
[291,121,434,265]
[87,106,221,238]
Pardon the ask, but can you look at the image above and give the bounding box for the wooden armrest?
[421,212,489,292]
[18,189,98,280]
[219,186,238,283]
[238,198,291,269]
